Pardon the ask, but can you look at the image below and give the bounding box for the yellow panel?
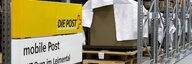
[11,0,82,38]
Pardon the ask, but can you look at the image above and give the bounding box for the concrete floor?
[176,53,192,64]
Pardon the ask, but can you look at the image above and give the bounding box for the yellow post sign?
[12,0,82,38]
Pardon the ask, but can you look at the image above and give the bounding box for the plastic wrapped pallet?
[83,0,149,48]
[90,5,146,47]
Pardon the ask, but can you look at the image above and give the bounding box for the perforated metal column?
[181,0,187,54]
[137,0,143,64]
[174,0,180,61]
[164,0,170,63]
[2,0,11,64]
[151,0,158,63]
[190,2,192,47]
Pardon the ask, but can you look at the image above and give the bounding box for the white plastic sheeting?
[83,0,148,41]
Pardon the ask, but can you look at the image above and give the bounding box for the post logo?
[58,15,82,30]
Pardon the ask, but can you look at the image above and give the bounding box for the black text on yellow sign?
[58,15,82,30]
[12,0,82,38]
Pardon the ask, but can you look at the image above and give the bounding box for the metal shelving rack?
[137,0,192,64]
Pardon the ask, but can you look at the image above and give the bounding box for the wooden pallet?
[83,50,137,64]
[83,59,134,64]
[83,50,137,56]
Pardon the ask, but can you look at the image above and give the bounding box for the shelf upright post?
[181,0,187,55]
[151,0,158,63]
[2,0,11,64]
[187,0,192,50]
[164,0,170,63]
[137,0,144,64]
[173,0,180,61]
[189,0,192,48]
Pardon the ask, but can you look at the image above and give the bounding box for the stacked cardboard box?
[85,5,149,50]
[159,0,174,11]
[144,0,178,11]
